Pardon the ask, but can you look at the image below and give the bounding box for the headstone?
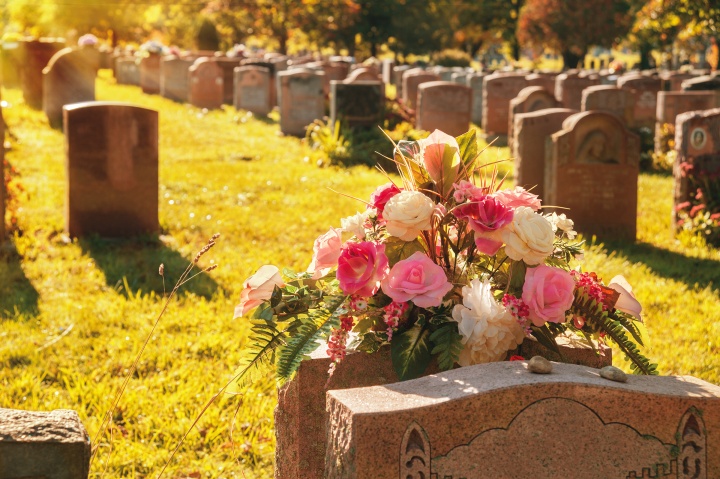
[656,91,719,153]
[508,86,560,153]
[0,408,91,479]
[482,72,527,146]
[188,58,223,109]
[242,60,277,106]
[525,72,557,94]
[139,53,161,94]
[555,71,600,110]
[402,70,440,110]
[415,81,472,137]
[275,338,609,479]
[323,62,350,85]
[381,59,394,84]
[159,55,192,102]
[467,72,486,125]
[514,108,577,202]
[682,74,720,91]
[277,68,325,136]
[393,65,411,97]
[325,361,720,479]
[233,65,272,116]
[42,47,99,128]
[115,57,140,85]
[0,89,4,242]
[212,57,243,104]
[546,111,640,241]
[617,75,662,129]
[581,85,635,125]
[345,67,380,83]
[673,108,720,229]
[1,40,22,88]
[660,71,696,91]
[19,38,65,109]
[64,102,159,238]
[330,80,384,129]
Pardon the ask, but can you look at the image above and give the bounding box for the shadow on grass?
[0,242,40,318]
[79,235,222,299]
[600,240,720,292]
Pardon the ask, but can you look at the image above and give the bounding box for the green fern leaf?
[236,319,286,387]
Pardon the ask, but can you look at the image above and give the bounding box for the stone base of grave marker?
[326,361,720,479]
[275,337,610,479]
[0,408,91,479]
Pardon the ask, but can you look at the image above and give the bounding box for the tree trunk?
[370,41,377,58]
[562,50,583,70]
[638,43,653,70]
[278,33,288,55]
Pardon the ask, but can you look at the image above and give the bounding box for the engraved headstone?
[416,81,472,137]
[212,57,243,104]
[345,67,380,83]
[660,71,696,91]
[139,53,161,94]
[277,68,325,136]
[482,72,527,146]
[242,59,277,106]
[326,361,720,479]
[673,108,720,230]
[508,86,560,153]
[402,70,441,110]
[546,111,640,241]
[42,46,99,128]
[656,92,719,153]
[682,74,720,91]
[115,57,140,85]
[19,38,65,109]
[617,75,662,129]
[581,85,635,125]
[513,108,578,202]
[555,71,600,110]
[330,80,384,129]
[234,65,272,116]
[63,102,159,238]
[188,58,223,109]
[467,72,486,125]
[160,55,193,102]
[393,65,411,97]
[526,72,558,94]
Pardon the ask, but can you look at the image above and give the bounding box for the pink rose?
[381,252,453,308]
[493,186,542,211]
[369,183,402,220]
[307,227,343,279]
[521,264,575,326]
[234,265,284,318]
[336,242,389,297]
[417,129,461,196]
[608,275,642,320]
[454,195,514,233]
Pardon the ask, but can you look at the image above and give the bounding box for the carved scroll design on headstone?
[399,422,431,479]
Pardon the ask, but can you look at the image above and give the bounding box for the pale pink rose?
[608,275,643,320]
[383,190,435,241]
[418,129,461,194]
[381,252,453,308]
[234,265,284,318]
[501,207,555,265]
[307,227,343,279]
[493,186,542,211]
[336,242,389,297]
[369,182,402,220]
[521,264,576,327]
[454,195,514,233]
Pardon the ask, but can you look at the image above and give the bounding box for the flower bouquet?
[235,129,657,383]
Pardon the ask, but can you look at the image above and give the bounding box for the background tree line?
[1,0,718,69]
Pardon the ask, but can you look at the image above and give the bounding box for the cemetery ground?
[1,71,720,478]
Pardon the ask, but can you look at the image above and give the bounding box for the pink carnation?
[336,242,389,297]
[234,265,284,318]
[493,186,542,211]
[307,227,343,279]
[369,182,402,219]
[454,195,514,233]
[381,252,453,308]
[522,264,575,327]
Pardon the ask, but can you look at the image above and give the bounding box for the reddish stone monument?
[513,108,578,202]
[188,58,223,109]
[656,92,719,154]
[508,86,560,154]
[555,71,600,110]
[416,81,472,137]
[525,72,558,95]
[482,72,527,146]
[42,46,99,129]
[617,75,662,129]
[581,85,635,126]
[160,55,193,102]
[546,111,640,241]
[64,102,159,238]
[19,38,66,109]
[402,70,441,110]
[139,53,161,94]
[326,361,720,479]
[212,57,243,104]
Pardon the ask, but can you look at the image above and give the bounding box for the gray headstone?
[330,80,384,129]
[42,46,99,129]
[234,65,272,116]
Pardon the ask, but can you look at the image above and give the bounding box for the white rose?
[452,278,525,366]
[501,206,555,265]
[545,212,577,240]
[383,191,435,241]
[341,209,375,240]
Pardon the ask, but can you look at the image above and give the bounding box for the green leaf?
[235,319,286,387]
[456,129,478,170]
[429,322,463,371]
[352,331,384,354]
[530,324,562,357]
[509,260,528,291]
[391,321,432,380]
[385,237,426,266]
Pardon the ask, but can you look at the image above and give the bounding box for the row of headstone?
[42,46,100,128]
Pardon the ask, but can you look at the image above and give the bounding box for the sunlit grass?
[0,69,719,478]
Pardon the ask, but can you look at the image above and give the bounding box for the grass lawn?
[1,70,719,478]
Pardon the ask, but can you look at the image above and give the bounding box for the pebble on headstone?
[0,408,90,479]
[527,355,553,374]
[599,365,628,382]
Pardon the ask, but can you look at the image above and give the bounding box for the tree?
[518,0,633,69]
[451,0,524,60]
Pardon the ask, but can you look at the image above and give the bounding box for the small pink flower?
[336,242,389,297]
[307,227,343,279]
[234,265,284,318]
[608,275,643,320]
[381,252,453,308]
[522,264,575,327]
[369,183,402,220]
[493,186,542,211]
[454,195,514,233]
[453,180,485,202]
